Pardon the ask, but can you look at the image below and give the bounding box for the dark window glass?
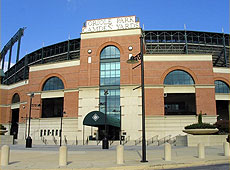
[215,80,229,93]
[43,77,64,91]
[164,70,194,85]
[42,98,63,118]
[100,62,120,86]
[12,93,20,104]
[99,89,120,118]
[100,46,120,59]
[99,46,120,120]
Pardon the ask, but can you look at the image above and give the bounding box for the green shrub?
[214,120,229,134]
[198,112,202,124]
[0,124,6,130]
[185,123,216,129]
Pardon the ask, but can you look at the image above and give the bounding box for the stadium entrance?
[83,111,120,140]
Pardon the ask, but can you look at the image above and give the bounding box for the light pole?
[101,89,109,149]
[60,111,66,146]
[26,93,34,148]
[127,35,148,162]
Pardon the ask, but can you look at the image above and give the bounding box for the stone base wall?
[146,115,217,140]
[176,135,228,146]
[0,135,14,145]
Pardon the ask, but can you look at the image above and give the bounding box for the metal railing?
[109,136,116,146]
[41,137,47,145]
[134,137,142,145]
[158,135,171,146]
[147,135,158,146]
[123,136,130,145]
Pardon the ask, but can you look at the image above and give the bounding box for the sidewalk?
[0,144,229,170]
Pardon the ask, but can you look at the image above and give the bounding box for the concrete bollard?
[59,146,68,166]
[116,145,124,164]
[1,145,10,166]
[198,143,205,159]
[223,142,230,156]
[164,143,171,161]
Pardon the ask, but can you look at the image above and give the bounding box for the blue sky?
[1,0,229,67]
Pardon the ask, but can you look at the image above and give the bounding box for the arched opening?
[164,70,196,115]
[99,46,121,140]
[215,80,229,120]
[11,93,20,139]
[42,76,64,118]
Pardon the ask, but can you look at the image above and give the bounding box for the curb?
[1,159,229,170]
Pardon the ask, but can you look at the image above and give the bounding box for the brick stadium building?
[0,16,229,145]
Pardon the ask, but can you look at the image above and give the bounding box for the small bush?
[198,113,202,124]
[185,123,216,129]
[214,120,229,134]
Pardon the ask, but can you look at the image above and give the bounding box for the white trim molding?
[81,28,142,39]
[164,85,195,93]
[0,80,28,90]
[144,54,212,62]
[215,94,230,100]
[30,59,80,72]
[213,67,230,74]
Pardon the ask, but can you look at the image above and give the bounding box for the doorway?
[10,109,19,139]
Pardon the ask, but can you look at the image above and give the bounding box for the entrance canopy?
[83,111,120,128]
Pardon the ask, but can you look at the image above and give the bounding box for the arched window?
[42,76,64,91]
[164,70,194,85]
[12,93,20,104]
[215,80,229,93]
[100,46,120,59]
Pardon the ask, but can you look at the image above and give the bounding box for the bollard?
[198,143,205,159]
[223,142,230,156]
[116,145,124,164]
[59,146,68,166]
[164,143,171,161]
[1,145,10,166]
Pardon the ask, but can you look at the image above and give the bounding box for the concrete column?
[1,145,10,166]
[198,143,205,159]
[116,145,124,164]
[164,143,171,161]
[223,142,230,156]
[59,146,67,166]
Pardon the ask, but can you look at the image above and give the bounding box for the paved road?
[164,163,229,170]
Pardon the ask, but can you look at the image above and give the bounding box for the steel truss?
[2,39,80,85]
[144,30,229,67]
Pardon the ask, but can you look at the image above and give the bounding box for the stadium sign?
[82,16,140,33]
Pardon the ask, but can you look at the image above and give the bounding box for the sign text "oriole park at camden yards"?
[82,16,140,33]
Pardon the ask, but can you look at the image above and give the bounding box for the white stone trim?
[164,86,195,93]
[11,103,20,109]
[144,54,212,62]
[0,80,28,90]
[29,59,80,72]
[81,28,142,39]
[215,94,230,100]
[41,91,64,99]
[0,101,27,108]
[195,85,215,88]
[213,67,230,74]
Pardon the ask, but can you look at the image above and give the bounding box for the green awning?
[83,111,120,128]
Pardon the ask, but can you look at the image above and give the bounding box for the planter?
[183,128,218,135]
[0,129,8,135]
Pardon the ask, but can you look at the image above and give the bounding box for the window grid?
[215,80,229,93]
[43,76,64,91]
[100,46,120,119]
[164,70,194,85]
